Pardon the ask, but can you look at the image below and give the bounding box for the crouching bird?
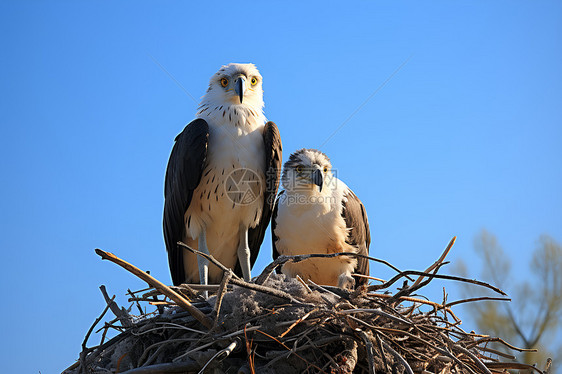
[163,63,282,287]
[271,149,370,289]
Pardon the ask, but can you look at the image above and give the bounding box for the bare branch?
[95,248,213,329]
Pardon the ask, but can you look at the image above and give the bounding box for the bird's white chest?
[274,192,348,255]
[273,188,357,286]
[207,123,265,172]
[184,116,266,240]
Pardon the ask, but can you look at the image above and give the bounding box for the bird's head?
[282,149,335,194]
[202,63,264,109]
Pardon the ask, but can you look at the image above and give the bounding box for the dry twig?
[95,248,212,328]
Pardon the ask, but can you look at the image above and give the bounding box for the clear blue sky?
[1,1,561,372]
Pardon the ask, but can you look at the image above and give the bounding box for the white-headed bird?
[163,63,282,286]
[271,149,370,289]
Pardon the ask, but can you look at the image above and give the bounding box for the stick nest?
[63,238,549,374]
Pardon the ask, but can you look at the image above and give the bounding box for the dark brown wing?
[341,189,371,286]
[235,121,282,276]
[163,119,209,286]
[271,190,284,273]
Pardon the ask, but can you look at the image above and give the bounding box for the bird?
[271,149,370,289]
[163,63,282,287]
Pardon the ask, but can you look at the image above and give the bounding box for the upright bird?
[163,63,282,287]
[271,149,370,289]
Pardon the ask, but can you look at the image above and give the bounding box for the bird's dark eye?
[220,78,229,87]
[251,77,258,86]
[323,166,328,173]
[296,165,303,173]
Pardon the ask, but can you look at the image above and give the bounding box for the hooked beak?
[234,77,246,104]
[311,168,323,192]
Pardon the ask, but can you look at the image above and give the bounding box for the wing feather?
[163,119,209,285]
[271,190,284,273]
[342,189,371,285]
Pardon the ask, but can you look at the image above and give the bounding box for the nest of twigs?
[63,238,551,374]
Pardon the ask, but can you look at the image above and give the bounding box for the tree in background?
[456,230,562,370]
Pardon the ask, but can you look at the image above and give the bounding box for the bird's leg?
[197,229,210,298]
[237,225,251,282]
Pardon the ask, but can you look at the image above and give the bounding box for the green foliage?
[457,230,562,371]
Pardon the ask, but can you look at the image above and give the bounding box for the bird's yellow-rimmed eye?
[220,78,229,87]
[251,77,258,86]
[296,165,303,173]
[323,166,328,173]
